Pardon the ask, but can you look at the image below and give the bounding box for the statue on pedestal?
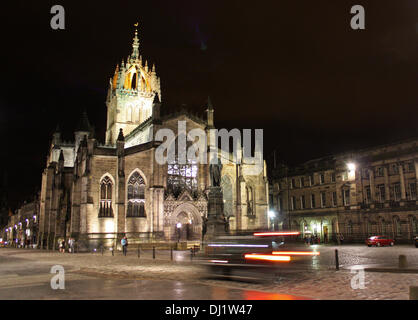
[204,157,227,240]
[209,161,222,187]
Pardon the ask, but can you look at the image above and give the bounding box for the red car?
[366,236,394,247]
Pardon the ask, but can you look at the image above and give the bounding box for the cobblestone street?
[1,244,418,299]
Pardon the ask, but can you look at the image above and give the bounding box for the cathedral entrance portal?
[170,203,202,242]
[175,212,191,241]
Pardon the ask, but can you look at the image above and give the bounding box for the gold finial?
[134,22,139,28]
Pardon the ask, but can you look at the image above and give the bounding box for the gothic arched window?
[167,137,198,197]
[99,176,113,217]
[127,172,146,217]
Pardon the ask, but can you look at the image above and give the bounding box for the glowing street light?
[176,222,182,243]
[347,162,356,180]
[268,210,276,219]
[347,163,356,171]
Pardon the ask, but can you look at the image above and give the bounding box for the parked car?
[366,236,394,247]
[414,236,418,248]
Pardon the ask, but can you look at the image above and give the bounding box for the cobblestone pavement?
[1,245,418,300]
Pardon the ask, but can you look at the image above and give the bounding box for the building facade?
[36,27,269,251]
[271,139,418,243]
[2,197,40,247]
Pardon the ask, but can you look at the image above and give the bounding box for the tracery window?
[127,172,146,217]
[167,160,198,196]
[99,176,113,217]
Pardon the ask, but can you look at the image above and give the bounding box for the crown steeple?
[105,22,162,145]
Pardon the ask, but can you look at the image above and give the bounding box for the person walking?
[68,238,75,253]
[59,240,65,253]
[121,236,128,256]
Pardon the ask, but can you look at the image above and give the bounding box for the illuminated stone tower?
[105,24,162,145]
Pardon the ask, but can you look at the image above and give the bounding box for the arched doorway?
[171,203,202,242]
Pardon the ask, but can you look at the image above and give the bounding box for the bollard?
[410,286,418,300]
[399,255,408,268]
[137,245,140,258]
[112,246,114,256]
[153,246,155,259]
[170,246,173,261]
[335,249,339,271]
[101,246,104,256]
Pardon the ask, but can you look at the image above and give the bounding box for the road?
[0,251,309,300]
[0,244,417,300]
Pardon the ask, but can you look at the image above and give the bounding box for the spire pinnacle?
[132,22,140,59]
[207,96,213,110]
[117,128,125,142]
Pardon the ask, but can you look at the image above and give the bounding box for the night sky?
[0,0,417,209]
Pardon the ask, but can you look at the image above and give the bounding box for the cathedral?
[38,27,269,250]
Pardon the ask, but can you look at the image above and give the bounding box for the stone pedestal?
[204,187,227,240]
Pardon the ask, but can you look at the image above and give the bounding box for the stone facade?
[271,139,418,243]
[2,196,40,247]
[35,28,268,251]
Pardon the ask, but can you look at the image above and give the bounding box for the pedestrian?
[59,240,65,253]
[121,236,128,256]
[68,238,75,253]
[340,233,344,245]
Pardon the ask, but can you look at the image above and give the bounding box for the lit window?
[99,176,113,217]
[167,160,198,197]
[127,172,146,217]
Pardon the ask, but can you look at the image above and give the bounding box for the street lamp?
[347,162,356,180]
[347,163,356,171]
